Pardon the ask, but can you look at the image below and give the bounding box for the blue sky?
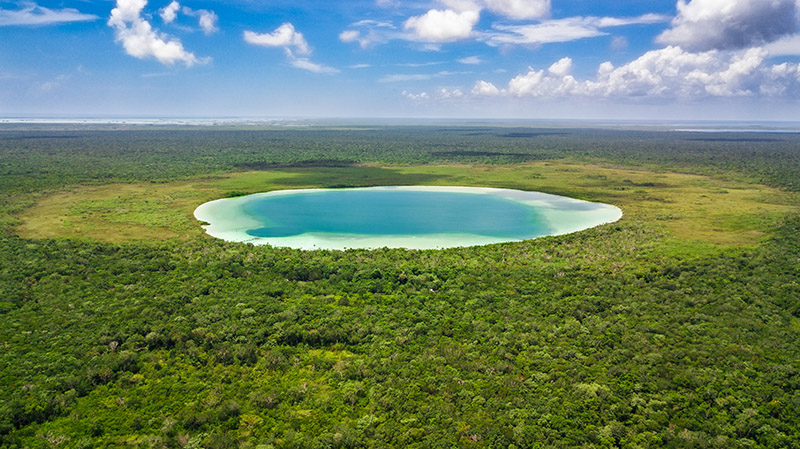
[1,0,800,120]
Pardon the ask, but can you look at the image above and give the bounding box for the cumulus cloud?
[585,46,775,97]
[657,0,800,51]
[345,1,547,46]
[477,46,800,99]
[184,7,218,35]
[160,1,179,23]
[472,80,501,95]
[198,12,217,34]
[159,2,217,35]
[0,2,98,26]
[437,87,465,98]
[342,2,661,49]
[547,57,572,76]
[245,23,337,74]
[339,30,360,43]
[484,14,669,46]
[441,0,551,20]
[507,59,579,96]
[108,0,205,66]
[402,90,429,100]
[761,61,800,96]
[244,23,310,55]
[483,0,550,20]
[402,87,465,100]
[404,7,480,42]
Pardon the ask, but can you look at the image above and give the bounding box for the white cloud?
[442,0,482,12]
[287,51,339,74]
[765,34,800,56]
[402,87,465,100]
[508,63,579,97]
[244,23,310,55]
[486,46,800,99]
[352,20,395,28]
[159,2,217,35]
[339,20,396,48]
[339,29,381,48]
[472,80,501,95]
[484,14,669,46]
[402,90,429,100]
[657,0,800,51]
[595,14,671,27]
[548,57,572,76]
[160,1,179,23]
[404,8,480,42]
[339,30,360,43]
[108,0,205,66]
[761,62,800,96]
[0,2,98,26]
[483,0,550,20]
[184,7,218,35]
[486,20,603,46]
[343,4,661,49]
[245,23,337,74]
[459,56,483,65]
[437,87,465,98]
[584,46,767,97]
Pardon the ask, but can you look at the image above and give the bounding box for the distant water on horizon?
[2,117,800,132]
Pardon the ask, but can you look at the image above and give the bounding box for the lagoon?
[194,186,622,250]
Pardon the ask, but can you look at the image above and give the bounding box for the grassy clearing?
[15,160,798,246]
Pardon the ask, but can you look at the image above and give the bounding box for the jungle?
[1,123,799,448]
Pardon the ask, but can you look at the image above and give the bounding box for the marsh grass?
[15,160,798,247]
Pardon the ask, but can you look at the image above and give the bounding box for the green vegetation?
[1,125,799,448]
[17,162,797,246]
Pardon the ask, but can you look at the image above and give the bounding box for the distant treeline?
[1,127,799,195]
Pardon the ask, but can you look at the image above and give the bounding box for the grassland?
[16,161,798,247]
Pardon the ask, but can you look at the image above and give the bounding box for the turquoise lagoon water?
[194,186,622,250]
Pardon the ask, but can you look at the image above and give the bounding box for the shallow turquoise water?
[244,190,549,239]
[194,186,623,250]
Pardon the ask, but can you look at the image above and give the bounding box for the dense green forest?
[1,124,799,448]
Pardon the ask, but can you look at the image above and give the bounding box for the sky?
[1,0,800,120]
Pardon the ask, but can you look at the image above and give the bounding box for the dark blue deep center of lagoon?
[244,190,550,239]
